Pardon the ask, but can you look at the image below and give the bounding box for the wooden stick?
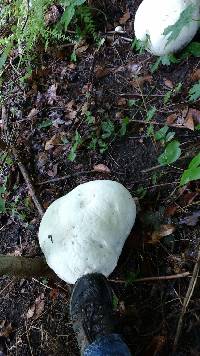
[12,148,44,217]
[173,248,200,351]
[109,271,190,284]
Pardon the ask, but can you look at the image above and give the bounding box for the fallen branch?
[0,255,56,279]
[173,248,200,351]
[12,148,44,217]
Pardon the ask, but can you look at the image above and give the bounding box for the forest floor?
[0,0,200,355]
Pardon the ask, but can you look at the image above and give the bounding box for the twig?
[12,148,44,217]
[173,248,200,351]
[0,277,15,296]
[37,170,95,186]
[25,319,34,356]
[109,271,190,284]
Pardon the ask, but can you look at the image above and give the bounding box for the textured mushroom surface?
[134,0,199,56]
[39,180,136,284]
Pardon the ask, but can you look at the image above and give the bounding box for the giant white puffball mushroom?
[134,0,200,56]
[39,180,136,284]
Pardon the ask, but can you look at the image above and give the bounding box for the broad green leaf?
[189,81,200,101]
[146,106,156,122]
[155,125,169,141]
[163,4,197,44]
[158,140,181,166]
[101,120,115,139]
[180,167,200,186]
[188,152,200,169]
[165,131,175,142]
[120,116,129,136]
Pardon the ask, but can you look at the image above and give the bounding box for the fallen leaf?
[186,108,200,125]
[81,102,89,115]
[184,113,195,130]
[27,294,45,320]
[131,75,153,89]
[45,134,60,150]
[166,108,200,129]
[164,78,174,89]
[119,9,130,25]
[191,68,200,82]
[27,108,39,119]
[0,320,13,337]
[165,206,177,217]
[148,224,175,244]
[166,113,177,125]
[93,164,111,173]
[75,44,89,56]
[179,211,200,226]
[65,100,77,120]
[46,84,57,105]
[117,97,126,106]
[47,164,58,177]
[50,288,59,301]
[94,65,111,79]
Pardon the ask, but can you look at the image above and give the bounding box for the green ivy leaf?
[158,140,181,166]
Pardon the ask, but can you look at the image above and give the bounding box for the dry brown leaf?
[164,78,174,89]
[65,100,77,120]
[166,113,177,124]
[191,68,200,82]
[93,164,111,173]
[76,45,89,56]
[119,9,130,25]
[117,97,126,106]
[47,84,57,105]
[94,65,111,79]
[0,320,13,337]
[27,294,45,320]
[27,108,39,119]
[131,75,153,89]
[50,288,59,301]
[165,206,177,217]
[67,63,76,70]
[186,108,200,125]
[45,134,60,150]
[47,164,58,177]
[148,224,175,244]
[81,102,89,115]
[184,113,195,130]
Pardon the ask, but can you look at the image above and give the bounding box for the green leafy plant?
[151,54,178,73]
[189,81,200,101]
[180,152,200,186]
[163,3,197,45]
[68,130,82,161]
[155,125,175,143]
[158,140,181,166]
[0,0,96,75]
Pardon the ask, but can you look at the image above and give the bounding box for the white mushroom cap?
[39,180,136,284]
[134,0,199,56]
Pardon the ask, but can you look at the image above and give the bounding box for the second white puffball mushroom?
[134,0,200,56]
[39,180,136,284]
